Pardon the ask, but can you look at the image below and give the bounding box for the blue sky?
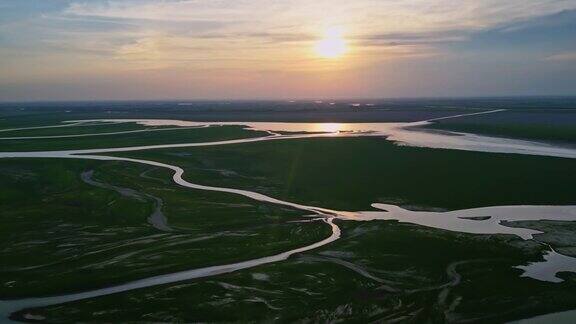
[0,0,575,101]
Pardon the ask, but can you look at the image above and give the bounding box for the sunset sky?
[1,0,575,101]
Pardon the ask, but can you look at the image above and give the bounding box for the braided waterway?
[1,110,575,321]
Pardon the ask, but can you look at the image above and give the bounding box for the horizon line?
[1,94,576,105]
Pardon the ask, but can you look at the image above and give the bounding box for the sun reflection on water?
[313,123,345,133]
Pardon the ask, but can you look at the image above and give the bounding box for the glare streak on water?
[1,110,576,320]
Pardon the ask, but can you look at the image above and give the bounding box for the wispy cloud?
[54,0,576,59]
[63,0,575,29]
[545,52,576,61]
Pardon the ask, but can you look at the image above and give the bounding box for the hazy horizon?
[3,95,576,105]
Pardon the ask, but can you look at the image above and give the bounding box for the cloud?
[353,30,468,48]
[455,9,576,53]
[55,0,576,65]
[57,0,576,55]
[63,1,575,25]
[64,1,252,22]
[1,0,576,100]
[545,52,576,61]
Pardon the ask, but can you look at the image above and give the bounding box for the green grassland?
[0,114,69,129]
[0,158,327,298]
[112,136,576,211]
[0,125,266,152]
[0,122,150,137]
[25,221,576,323]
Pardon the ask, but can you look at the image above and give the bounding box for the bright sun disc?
[315,27,347,59]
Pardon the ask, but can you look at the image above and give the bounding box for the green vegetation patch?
[0,158,326,298]
[0,122,149,137]
[112,137,576,211]
[0,125,267,152]
[27,221,576,323]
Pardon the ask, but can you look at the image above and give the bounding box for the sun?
[315,27,347,59]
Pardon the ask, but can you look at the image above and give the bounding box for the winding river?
[1,110,575,320]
